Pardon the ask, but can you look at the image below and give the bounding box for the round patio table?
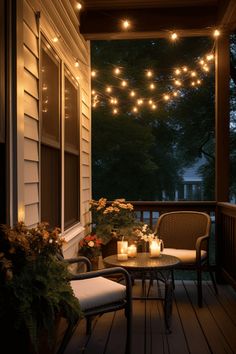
[103,252,180,332]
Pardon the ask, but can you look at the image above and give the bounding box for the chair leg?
[171,269,175,289]
[209,269,218,295]
[197,269,203,307]
[125,305,132,354]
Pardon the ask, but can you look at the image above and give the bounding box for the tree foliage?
[91,36,236,201]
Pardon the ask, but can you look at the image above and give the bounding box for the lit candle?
[117,241,128,261]
[149,239,161,258]
[127,244,137,258]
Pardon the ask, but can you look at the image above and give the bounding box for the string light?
[148,99,153,105]
[197,79,201,84]
[146,70,153,77]
[122,20,130,29]
[74,60,80,68]
[121,80,128,87]
[151,104,157,110]
[106,86,112,93]
[163,94,170,101]
[113,108,118,114]
[92,90,96,95]
[133,107,138,113]
[130,90,136,97]
[182,66,188,72]
[137,99,143,105]
[206,54,214,61]
[213,29,220,37]
[173,92,178,97]
[149,83,155,90]
[175,68,181,75]
[170,32,178,41]
[174,79,182,86]
[76,2,82,10]
[91,70,97,77]
[114,68,121,75]
[191,71,197,77]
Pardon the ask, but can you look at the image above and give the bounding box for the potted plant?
[0,222,81,354]
[78,234,102,269]
[89,198,141,257]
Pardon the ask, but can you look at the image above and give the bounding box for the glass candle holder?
[149,238,162,258]
[127,244,137,258]
[117,240,128,261]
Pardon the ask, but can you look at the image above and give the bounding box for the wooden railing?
[131,201,217,229]
[217,203,236,289]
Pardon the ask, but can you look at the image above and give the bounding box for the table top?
[103,252,180,271]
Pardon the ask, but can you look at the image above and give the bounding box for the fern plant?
[0,222,81,353]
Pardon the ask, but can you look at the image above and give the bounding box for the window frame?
[40,34,82,235]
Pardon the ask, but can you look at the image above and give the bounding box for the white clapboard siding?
[23,0,38,36]
[24,45,39,78]
[81,151,90,165]
[82,113,90,130]
[82,102,90,118]
[23,1,39,226]
[82,164,90,178]
[81,89,90,107]
[81,138,90,154]
[25,203,39,226]
[82,177,90,190]
[23,22,39,57]
[24,138,39,161]
[81,126,90,142]
[24,115,39,140]
[24,161,39,183]
[24,183,39,205]
[24,92,39,120]
[82,189,91,204]
[24,70,39,99]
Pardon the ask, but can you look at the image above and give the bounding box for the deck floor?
[65,280,236,354]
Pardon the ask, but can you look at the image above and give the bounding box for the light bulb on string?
[174,79,181,86]
[175,68,181,75]
[163,94,170,101]
[114,68,121,75]
[170,32,178,41]
[137,99,143,105]
[113,108,118,115]
[203,65,209,72]
[149,83,155,90]
[130,90,136,97]
[133,106,138,113]
[191,71,197,77]
[52,36,60,43]
[146,70,153,78]
[182,66,188,72]
[74,60,80,68]
[199,59,205,65]
[121,80,127,87]
[148,99,153,105]
[122,19,130,29]
[213,29,220,37]
[92,90,96,95]
[76,2,82,10]
[106,86,112,93]
[91,70,97,77]
[191,81,196,86]
[206,54,214,61]
[151,104,157,110]
[197,79,201,85]
[173,91,178,97]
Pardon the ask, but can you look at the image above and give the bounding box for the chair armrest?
[70,267,132,301]
[64,256,92,271]
[195,235,209,263]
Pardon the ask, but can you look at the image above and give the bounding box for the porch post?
[215,34,230,202]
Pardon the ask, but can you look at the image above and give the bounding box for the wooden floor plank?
[201,281,236,353]
[184,280,233,354]
[105,309,127,354]
[174,282,211,354]
[65,281,236,354]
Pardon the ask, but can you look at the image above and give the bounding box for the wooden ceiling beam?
[80,6,218,40]
[218,0,236,31]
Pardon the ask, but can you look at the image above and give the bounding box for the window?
[40,38,81,230]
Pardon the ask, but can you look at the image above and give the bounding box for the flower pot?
[90,256,99,270]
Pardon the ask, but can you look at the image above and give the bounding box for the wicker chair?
[58,256,132,354]
[154,211,217,307]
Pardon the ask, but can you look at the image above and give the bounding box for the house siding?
[18,0,91,257]
[23,0,40,227]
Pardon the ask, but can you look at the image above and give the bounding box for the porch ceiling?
[71,0,236,39]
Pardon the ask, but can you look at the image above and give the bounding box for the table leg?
[164,279,173,333]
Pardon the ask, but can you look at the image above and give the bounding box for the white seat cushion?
[71,276,126,311]
[162,248,207,264]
